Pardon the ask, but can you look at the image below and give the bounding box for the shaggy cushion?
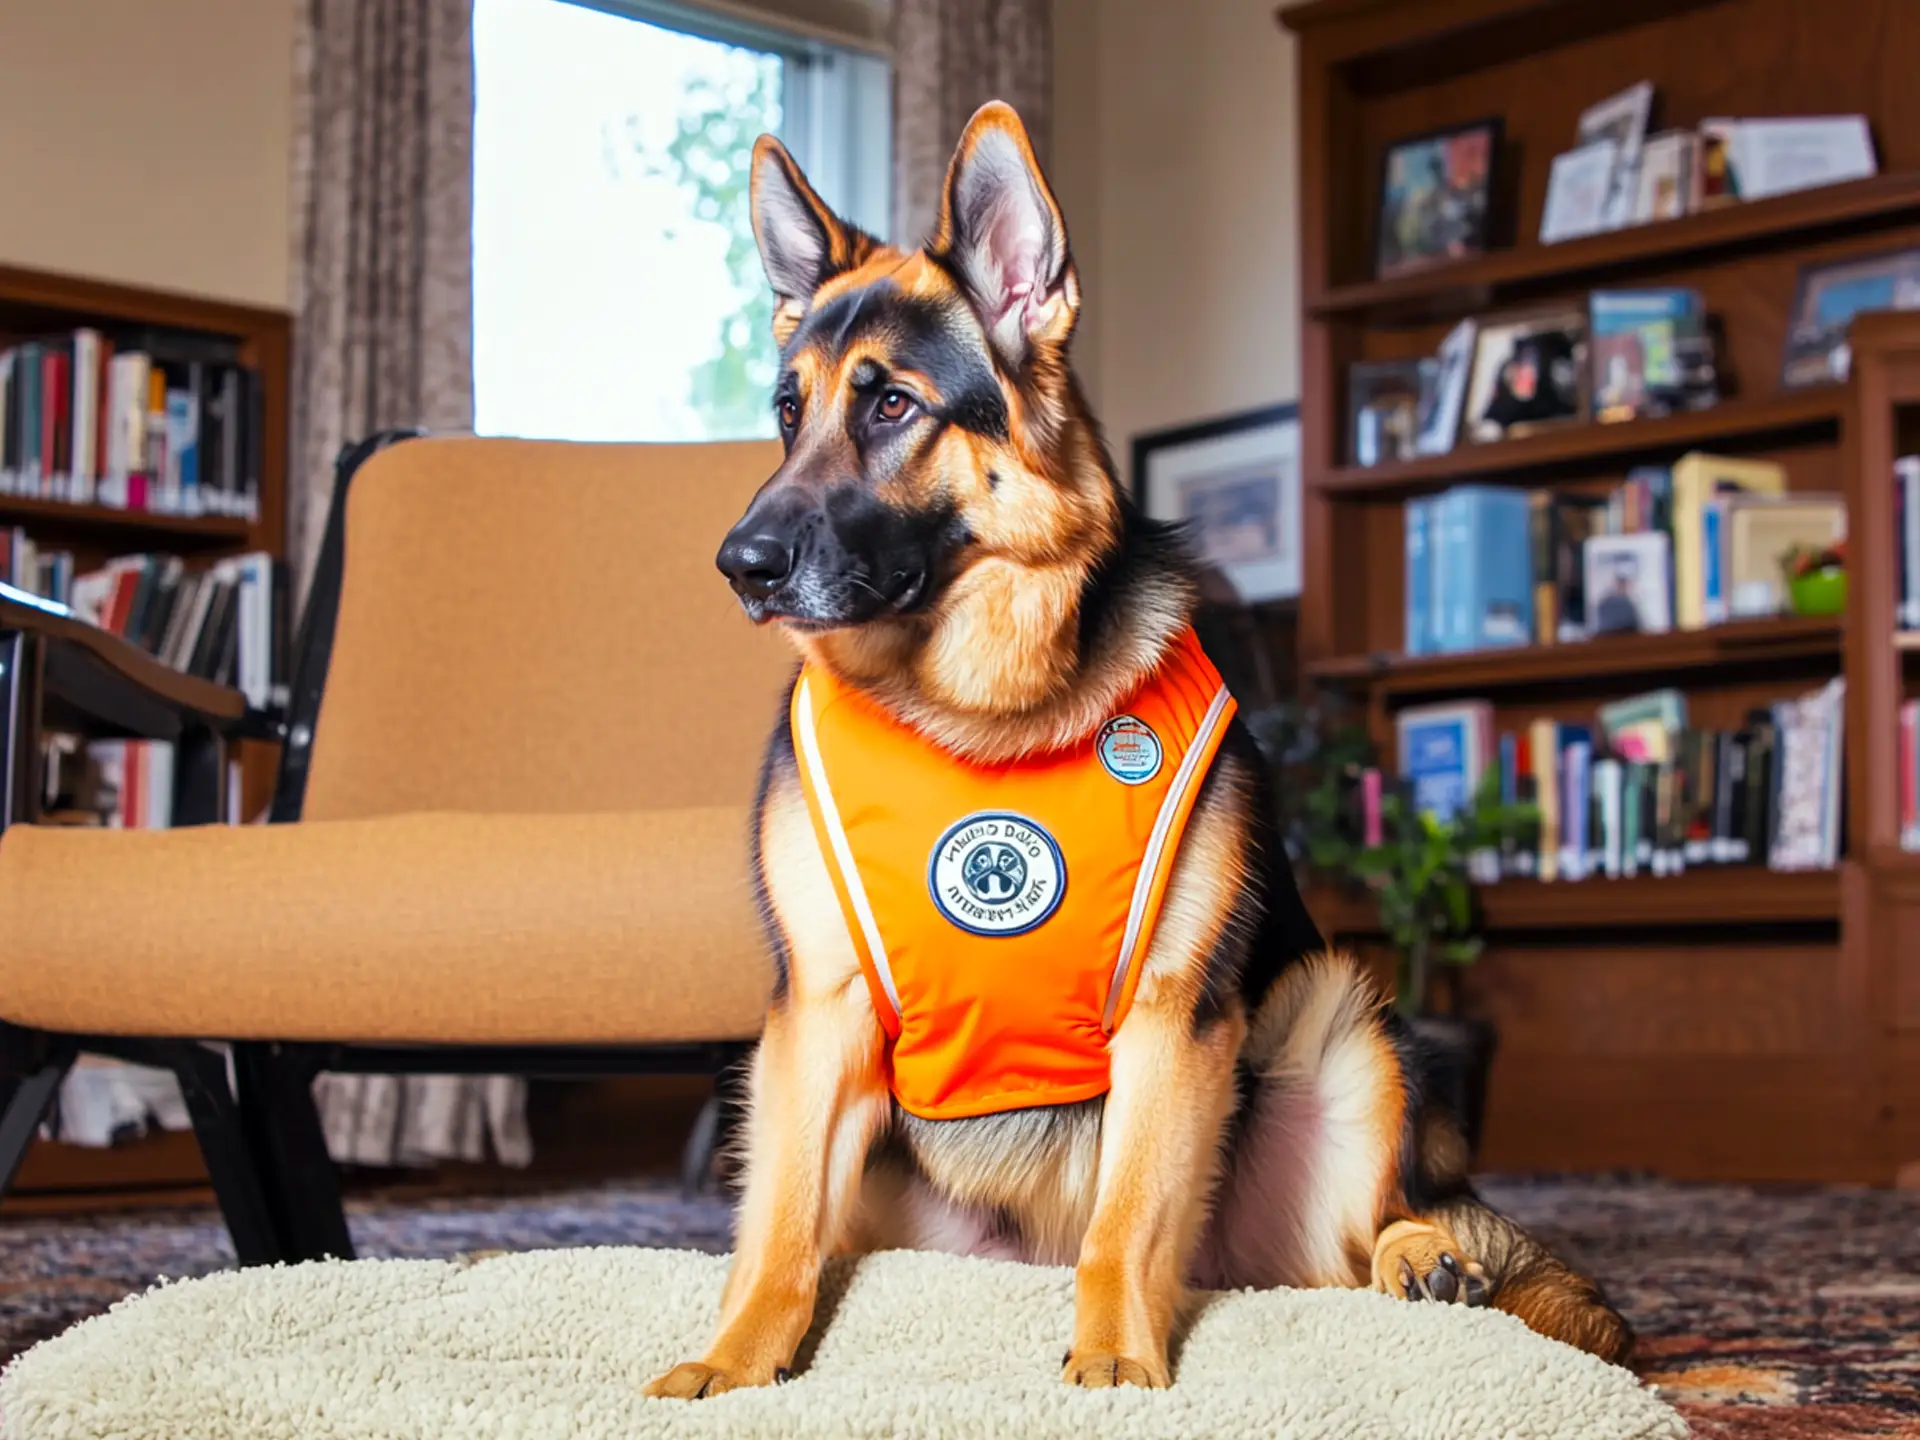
[0,1247,1683,1439]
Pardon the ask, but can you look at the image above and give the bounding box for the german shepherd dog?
[647,102,1630,1399]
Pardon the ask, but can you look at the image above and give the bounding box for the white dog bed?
[0,1246,1683,1439]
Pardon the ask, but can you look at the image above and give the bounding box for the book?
[1670,452,1786,630]
[1599,688,1687,764]
[1899,456,1920,631]
[1404,497,1434,656]
[1434,485,1533,652]
[1396,701,1493,824]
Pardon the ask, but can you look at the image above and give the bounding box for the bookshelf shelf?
[0,496,252,548]
[1310,866,1841,935]
[1307,171,1920,325]
[1307,615,1841,699]
[1315,389,1844,498]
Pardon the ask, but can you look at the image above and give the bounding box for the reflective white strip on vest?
[1103,684,1234,1032]
[792,677,902,1021]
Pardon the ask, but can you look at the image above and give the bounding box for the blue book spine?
[1499,731,1518,803]
[18,344,40,485]
[1702,499,1725,625]
[1404,499,1431,656]
[1459,486,1535,650]
[1436,490,1472,652]
[1401,716,1471,823]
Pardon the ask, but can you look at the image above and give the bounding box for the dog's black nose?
[717,532,795,599]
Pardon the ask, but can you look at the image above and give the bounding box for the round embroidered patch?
[927,812,1067,937]
[1096,715,1164,785]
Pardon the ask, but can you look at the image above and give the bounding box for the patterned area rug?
[2,1175,1915,1438]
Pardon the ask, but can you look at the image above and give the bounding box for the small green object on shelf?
[1788,566,1847,616]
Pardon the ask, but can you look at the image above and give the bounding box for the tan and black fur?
[646,102,1630,1400]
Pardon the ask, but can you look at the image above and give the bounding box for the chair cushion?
[0,810,774,1045]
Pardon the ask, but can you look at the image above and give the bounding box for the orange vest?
[791,628,1236,1120]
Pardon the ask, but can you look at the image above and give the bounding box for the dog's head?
[717,103,1114,689]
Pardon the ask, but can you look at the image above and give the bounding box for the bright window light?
[473,0,890,443]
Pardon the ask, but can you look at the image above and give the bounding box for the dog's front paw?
[1061,1348,1170,1389]
[644,1360,773,1400]
[1372,1219,1488,1306]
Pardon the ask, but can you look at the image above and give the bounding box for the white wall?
[1050,0,1302,479]
[0,0,297,308]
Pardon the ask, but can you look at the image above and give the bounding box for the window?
[473,0,890,443]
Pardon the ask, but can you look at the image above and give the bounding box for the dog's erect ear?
[751,135,862,345]
[934,102,1075,365]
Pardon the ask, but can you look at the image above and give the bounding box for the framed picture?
[1131,404,1301,604]
[1416,318,1478,456]
[1781,247,1920,388]
[1577,81,1655,228]
[1589,287,1717,423]
[1539,139,1620,245]
[1347,359,1433,467]
[1464,307,1588,443]
[1374,118,1501,280]
[1584,531,1673,635]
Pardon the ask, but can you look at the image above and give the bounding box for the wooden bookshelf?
[0,262,289,1204]
[1283,0,1920,1182]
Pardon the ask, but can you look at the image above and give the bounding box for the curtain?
[289,0,529,1170]
[891,0,1053,245]
[289,0,477,595]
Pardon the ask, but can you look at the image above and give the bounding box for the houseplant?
[1780,536,1847,617]
[1248,700,1537,1154]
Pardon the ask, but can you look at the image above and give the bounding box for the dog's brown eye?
[877,389,914,422]
[777,396,800,430]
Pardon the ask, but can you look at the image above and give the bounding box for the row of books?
[62,551,280,709]
[1393,682,1846,876]
[0,327,263,520]
[41,735,245,831]
[0,527,75,608]
[1404,453,1845,656]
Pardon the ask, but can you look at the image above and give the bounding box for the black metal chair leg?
[163,1041,287,1267]
[681,1045,753,1197]
[0,1030,75,1197]
[680,1092,723,1197]
[234,1043,355,1261]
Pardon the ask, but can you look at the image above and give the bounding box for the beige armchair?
[0,434,792,1262]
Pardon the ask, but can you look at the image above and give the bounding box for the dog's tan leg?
[645,981,887,1399]
[1063,997,1243,1389]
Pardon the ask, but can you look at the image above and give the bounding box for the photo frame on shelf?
[1632,130,1699,222]
[1132,404,1301,604]
[1416,318,1478,456]
[1347,359,1434,467]
[1576,81,1655,229]
[1463,307,1588,443]
[1780,246,1920,388]
[1539,139,1620,245]
[1373,117,1501,280]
